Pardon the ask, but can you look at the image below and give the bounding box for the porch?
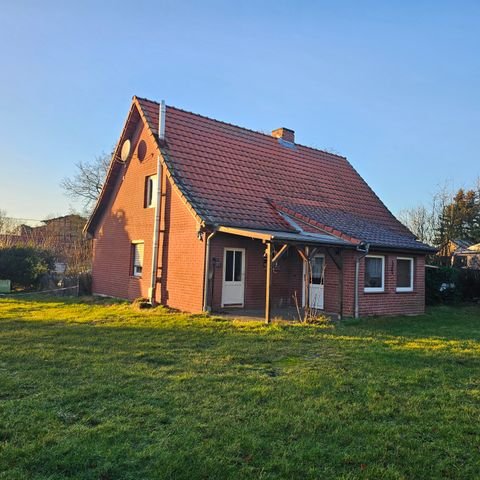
[204,226,357,323]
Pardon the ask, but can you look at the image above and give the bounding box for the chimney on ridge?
[271,127,295,143]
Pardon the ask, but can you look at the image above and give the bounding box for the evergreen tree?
[434,188,480,252]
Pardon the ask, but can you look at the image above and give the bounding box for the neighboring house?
[85,96,435,320]
[1,215,85,246]
[436,238,479,268]
[453,243,480,269]
[1,214,90,273]
[437,238,472,261]
[30,215,86,246]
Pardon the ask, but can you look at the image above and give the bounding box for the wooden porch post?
[265,242,272,324]
[294,246,310,313]
[304,246,310,311]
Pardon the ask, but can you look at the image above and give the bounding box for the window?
[132,242,144,277]
[396,257,414,292]
[145,175,157,208]
[224,249,243,282]
[311,256,324,285]
[364,255,384,292]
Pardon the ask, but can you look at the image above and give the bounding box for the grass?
[0,297,479,479]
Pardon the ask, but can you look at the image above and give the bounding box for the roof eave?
[84,99,141,236]
[133,97,210,228]
[217,226,356,248]
[368,243,437,254]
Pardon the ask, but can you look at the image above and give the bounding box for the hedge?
[426,266,480,305]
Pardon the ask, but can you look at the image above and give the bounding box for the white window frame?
[145,175,157,208]
[396,257,414,292]
[131,241,144,278]
[364,255,385,293]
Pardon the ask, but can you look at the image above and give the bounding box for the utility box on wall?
[0,280,11,293]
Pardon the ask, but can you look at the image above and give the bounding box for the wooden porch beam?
[217,226,271,241]
[295,246,314,311]
[295,246,308,263]
[272,244,288,264]
[326,248,341,270]
[265,242,272,324]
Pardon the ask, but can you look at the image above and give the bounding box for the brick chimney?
[271,127,295,143]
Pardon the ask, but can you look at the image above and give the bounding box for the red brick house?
[85,96,434,320]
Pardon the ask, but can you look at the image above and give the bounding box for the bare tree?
[60,153,111,214]
[398,182,456,248]
[0,210,9,235]
[398,205,434,244]
[0,210,20,246]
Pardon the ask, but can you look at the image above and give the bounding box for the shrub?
[425,266,461,305]
[0,246,55,289]
[426,266,480,305]
[78,272,92,296]
[457,269,480,302]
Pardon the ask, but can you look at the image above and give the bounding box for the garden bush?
[426,266,480,305]
[425,266,460,305]
[458,268,480,302]
[0,246,55,289]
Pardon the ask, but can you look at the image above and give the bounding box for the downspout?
[202,229,217,311]
[149,100,166,305]
[354,242,370,318]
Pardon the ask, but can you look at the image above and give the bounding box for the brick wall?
[341,250,425,316]
[92,123,157,300]
[357,251,425,316]
[159,180,205,312]
[91,121,206,311]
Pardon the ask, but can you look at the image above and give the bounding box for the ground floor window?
[132,242,144,277]
[364,255,384,292]
[396,257,414,292]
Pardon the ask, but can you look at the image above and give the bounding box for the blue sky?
[0,0,479,220]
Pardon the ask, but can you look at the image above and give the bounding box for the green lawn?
[0,298,479,479]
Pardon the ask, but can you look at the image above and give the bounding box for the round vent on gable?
[137,140,147,162]
[120,139,131,162]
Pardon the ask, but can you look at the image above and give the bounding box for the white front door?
[305,254,325,309]
[221,248,245,307]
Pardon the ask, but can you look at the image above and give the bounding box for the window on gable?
[396,257,413,292]
[132,242,144,277]
[145,175,157,208]
[364,255,384,292]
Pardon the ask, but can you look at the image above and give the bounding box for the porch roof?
[217,226,355,248]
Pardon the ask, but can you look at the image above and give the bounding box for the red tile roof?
[135,97,432,252]
[86,96,433,252]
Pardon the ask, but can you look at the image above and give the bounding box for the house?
[437,238,472,265]
[436,238,480,269]
[85,96,435,320]
[1,215,85,247]
[453,242,480,269]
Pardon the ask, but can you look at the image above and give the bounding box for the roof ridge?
[133,95,347,160]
